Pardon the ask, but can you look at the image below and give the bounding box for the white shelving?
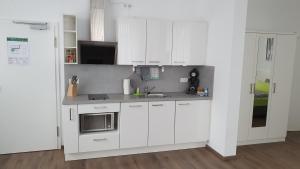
[63,15,78,64]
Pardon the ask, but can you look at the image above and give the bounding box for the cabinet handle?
[152,104,163,107]
[69,108,73,121]
[149,61,160,64]
[266,38,270,60]
[174,61,185,64]
[273,83,276,93]
[178,103,190,106]
[250,83,256,94]
[94,106,107,109]
[129,105,143,108]
[93,138,107,142]
[132,61,144,63]
[266,38,274,61]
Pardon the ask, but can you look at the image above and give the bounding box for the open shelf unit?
[63,15,78,64]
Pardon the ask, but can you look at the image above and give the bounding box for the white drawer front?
[79,132,119,152]
[78,103,120,114]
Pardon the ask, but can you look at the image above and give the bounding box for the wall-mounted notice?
[7,37,30,65]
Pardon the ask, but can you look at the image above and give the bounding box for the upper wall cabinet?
[172,21,208,65]
[117,18,147,65]
[146,19,172,65]
[117,18,208,66]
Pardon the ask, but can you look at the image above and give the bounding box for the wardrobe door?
[268,34,297,139]
[248,34,276,140]
[238,33,258,142]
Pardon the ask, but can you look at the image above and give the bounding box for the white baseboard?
[288,129,300,132]
[65,142,207,161]
[238,137,285,146]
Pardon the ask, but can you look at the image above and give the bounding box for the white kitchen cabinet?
[148,101,175,146]
[172,21,208,65]
[120,102,148,149]
[146,19,172,65]
[175,100,211,144]
[117,18,146,65]
[62,105,79,154]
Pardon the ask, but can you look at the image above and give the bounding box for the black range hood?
[78,40,117,65]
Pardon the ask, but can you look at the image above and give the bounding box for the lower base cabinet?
[175,100,211,144]
[148,101,175,146]
[79,132,119,153]
[62,105,79,154]
[120,102,148,149]
[62,100,211,157]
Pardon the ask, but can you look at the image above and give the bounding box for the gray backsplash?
[65,65,214,96]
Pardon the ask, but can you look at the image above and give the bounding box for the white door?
[172,21,208,65]
[146,19,172,65]
[120,102,148,149]
[268,34,297,139]
[148,101,175,146]
[117,18,146,65]
[0,20,58,154]
[238,33,258,141]
[175,100,210,144]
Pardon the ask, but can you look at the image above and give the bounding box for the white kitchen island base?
[65,142,207,161]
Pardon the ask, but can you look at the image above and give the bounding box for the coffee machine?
[186,68,199,94]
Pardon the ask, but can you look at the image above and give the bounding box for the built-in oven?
[80,112,118,133]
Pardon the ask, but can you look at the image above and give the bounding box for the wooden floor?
[1,132,300,169]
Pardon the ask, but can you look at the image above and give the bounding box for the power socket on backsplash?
[180,77,188,83]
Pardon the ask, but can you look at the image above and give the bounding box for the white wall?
[246,0,300,131]
[0,0,248,156]
[0,0,90,40]
[206,0,248,156]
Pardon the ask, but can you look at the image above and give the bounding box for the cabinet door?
[238,33,258,141]
[268,34,297,139]
[149,101,175,146]
[62,105,79,154]
[117,18,146,65]
[175,100,211,144]
[172,21,208,65]
[146,19,172,65]
[120,102,148,148]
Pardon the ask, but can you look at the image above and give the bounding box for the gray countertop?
[62,92,212,105]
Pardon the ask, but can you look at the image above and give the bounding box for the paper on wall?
[7,37,30,65]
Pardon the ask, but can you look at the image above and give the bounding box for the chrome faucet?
[144,86,155,95]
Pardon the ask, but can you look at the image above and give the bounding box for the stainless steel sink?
[144,93,169,98]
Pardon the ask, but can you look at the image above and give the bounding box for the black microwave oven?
[78,40,117,65]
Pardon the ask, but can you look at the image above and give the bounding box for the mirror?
[251,37,274,127]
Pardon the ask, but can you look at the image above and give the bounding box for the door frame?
[53,22,62,149]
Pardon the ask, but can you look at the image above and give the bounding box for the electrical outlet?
[180,77,188,83]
